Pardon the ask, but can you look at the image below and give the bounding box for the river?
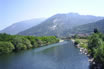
[0,40,89,69]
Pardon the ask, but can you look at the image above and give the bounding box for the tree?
[12,36,32,50]
[94,28,99,33]
[22,38,32,49]
[94,42,104,64]
[88,33,102,56]
[26,36,39,48]
[15,43,27,50]
[0,41,15,54]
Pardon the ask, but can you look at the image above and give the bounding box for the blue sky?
[0,0,104,30]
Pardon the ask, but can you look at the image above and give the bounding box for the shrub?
[22,38,32,49]
[88,33,102,53]
[94,43,104,63]
[26,36,39,48]
[15,43,27,50]
[12,36,32,51]
[0,41,14,54]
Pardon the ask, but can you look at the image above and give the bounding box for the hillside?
[71,19,104,34]
[18,13,103,37]
[0,18,45,35]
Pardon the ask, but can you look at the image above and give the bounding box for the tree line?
[0,33,59,55]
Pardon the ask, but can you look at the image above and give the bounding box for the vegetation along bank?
[0,33,59,55]
[73,29,104,69]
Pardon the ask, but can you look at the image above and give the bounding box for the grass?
[75,38,88,48]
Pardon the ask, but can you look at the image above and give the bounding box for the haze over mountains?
[0,18,45,35]
[18,13,104,37]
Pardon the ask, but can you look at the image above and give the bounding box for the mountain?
[0,18,45,35]
[18,13,104,37]
[71,19,104,34]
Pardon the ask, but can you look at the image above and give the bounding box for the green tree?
[88,33,102,56]
[22,37,32,49]
[12,36,32,50]
[0,41,15,54]
[94,42,104,64]
[15,43,27,50]
[26,36,39,48]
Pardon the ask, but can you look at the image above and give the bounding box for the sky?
[0,0,104,30]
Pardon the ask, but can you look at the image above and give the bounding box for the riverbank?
[71,39,88,54]
[71,38,102,69]
[0,33,59,55]
[71,39,90,59]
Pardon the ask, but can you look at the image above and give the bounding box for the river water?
[0,40,89,69]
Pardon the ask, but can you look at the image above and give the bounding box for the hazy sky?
[0,0,104,30]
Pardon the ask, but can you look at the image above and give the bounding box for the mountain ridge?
[18,13,104,37]
[0,18,45,35]
[71,19,104,34]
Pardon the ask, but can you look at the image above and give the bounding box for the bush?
[0,41,15,54]
[12,36,32,51]
[94,43,104,63]
[22,38,32,49]
[15,43,27,50]
[88,33,102,54]
[88,33,104,65]
[25,36,39,48]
